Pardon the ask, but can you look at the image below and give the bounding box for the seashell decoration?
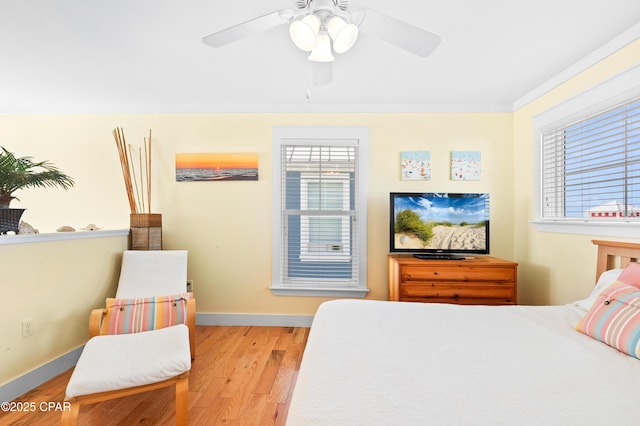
[18,221,39,234]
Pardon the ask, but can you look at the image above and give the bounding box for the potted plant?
[0,146,75,234]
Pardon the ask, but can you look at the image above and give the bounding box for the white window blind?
[281,144,359,286]
[271,126,368,298]
[541,97,640,220]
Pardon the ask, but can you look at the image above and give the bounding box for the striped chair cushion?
[577,281,640,359]
[101,293,192,335]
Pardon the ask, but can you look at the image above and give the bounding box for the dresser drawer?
[400,265,515,283]
[402,296,515,305]
[400,282,516,304]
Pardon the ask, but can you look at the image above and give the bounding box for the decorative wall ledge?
[0,229,129,245]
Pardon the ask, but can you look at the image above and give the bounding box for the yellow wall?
[0,112,514,315]
[0,235,127,386]
[513,39,640,305]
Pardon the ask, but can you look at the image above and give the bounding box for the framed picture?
[401,151,431,181]
[175,153,258,181]
[451,151,481,181]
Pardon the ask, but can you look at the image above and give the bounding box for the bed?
[286,240,640,425]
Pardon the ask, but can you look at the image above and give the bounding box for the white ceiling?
[1,0,639,113]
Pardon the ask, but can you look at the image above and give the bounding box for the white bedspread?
[286,300,640,425]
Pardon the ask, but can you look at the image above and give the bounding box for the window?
[541,97,640,220]
[271,127,368,297]
[300,173,351,262]
[533,65,640,238]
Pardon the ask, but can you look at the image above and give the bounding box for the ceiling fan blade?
[357,9,441,57]
[202,10,289,48]
[311,61,333,86]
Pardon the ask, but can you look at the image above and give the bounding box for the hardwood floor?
[0,325,309,425]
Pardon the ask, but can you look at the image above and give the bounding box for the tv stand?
[413,253,465,260]
[388,254,518,305]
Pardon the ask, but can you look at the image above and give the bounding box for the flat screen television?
[390,192,490,259]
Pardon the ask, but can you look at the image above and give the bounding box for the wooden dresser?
[388,254,518,305]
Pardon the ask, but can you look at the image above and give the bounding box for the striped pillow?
[576,281,640,359]
[101,293,192,335]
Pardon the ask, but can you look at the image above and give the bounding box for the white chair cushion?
[65,324,191,398]
[115,250,188,299]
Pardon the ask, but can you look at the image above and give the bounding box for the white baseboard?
[196,312,314,327]
[1,314,313,403]
[0,345,83,403]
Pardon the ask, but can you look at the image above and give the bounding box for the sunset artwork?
[176,153,258,181]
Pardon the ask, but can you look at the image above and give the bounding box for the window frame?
[532,64,640,238]
[270,126,369,297]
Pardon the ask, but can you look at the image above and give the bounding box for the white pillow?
[572,268,623,311]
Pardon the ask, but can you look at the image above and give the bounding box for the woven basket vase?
[129,213,162,250]
[0,208,26,234]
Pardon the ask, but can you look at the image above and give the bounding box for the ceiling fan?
[202,0,441,86]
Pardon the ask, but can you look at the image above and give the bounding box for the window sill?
[0,229,129,245]
[270,286,369,298]
[530,220,640,238]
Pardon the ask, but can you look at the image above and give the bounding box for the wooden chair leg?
[187,298,196,360]
[60,401,80,426]
[175,375,189,426]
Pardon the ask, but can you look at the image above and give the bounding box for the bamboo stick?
[113,128,137,213]
[146,130,152,214]
[121,129,137,213]
[138,145,145,214]
[112,127,153,215]
[128,144,142,214]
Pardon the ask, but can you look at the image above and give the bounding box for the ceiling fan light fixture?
[327,16,358,54]
[308,32,334,62]
[289,14,320,52]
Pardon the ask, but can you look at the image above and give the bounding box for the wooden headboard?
[593,240,640,281]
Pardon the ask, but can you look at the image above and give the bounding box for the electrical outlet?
[186,280,193,293]
[22,319,34,338]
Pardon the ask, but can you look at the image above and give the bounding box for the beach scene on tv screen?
[393,195,488,251]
